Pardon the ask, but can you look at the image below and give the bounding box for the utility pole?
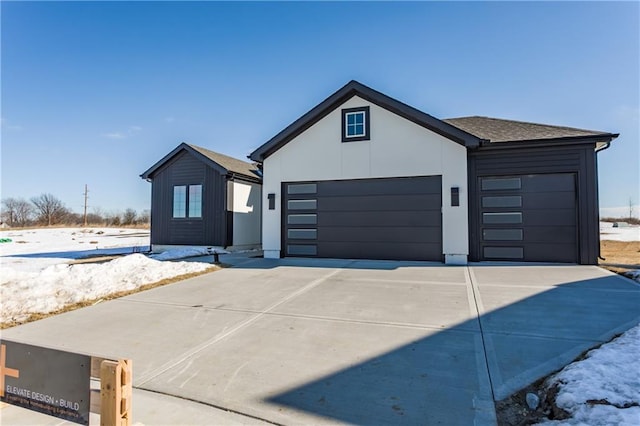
[83,184,89,226]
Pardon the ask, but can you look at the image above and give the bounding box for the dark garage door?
[478,173,577,263]
[283,176,442,261]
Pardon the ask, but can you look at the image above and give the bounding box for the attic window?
[342,106,370,142]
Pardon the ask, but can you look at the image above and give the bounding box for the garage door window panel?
[287,184,317,195]
[481,178,522,191]
[288,214,317,225]
[483,247,524,259]
[483,229,523,241]
[288,199,317,210]
[288,229,317,240]
[483,212,523,224]
[287,245,317,256]
[482,196,522,208]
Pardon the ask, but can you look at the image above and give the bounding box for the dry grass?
[599,240,640,274]
[0,266,219,330]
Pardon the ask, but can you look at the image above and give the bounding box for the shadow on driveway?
[264,269,640,424]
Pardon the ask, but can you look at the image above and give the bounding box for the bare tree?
[87,207,106,226]
[31,193,70,226]
[14,198,33,226]
[1,197,33,227]
[121,208,137,226]
[104,210,121,226]
[1,198,18,226]
[138,209,150,225]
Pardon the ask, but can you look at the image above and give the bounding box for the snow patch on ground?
[599,221,640,242]
[0,227,150,273]
[149,246,228,261]
[1,254,211,323]
[539,323,640,425]
[0,228,213,324]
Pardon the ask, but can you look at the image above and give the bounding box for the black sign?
[0,339,90,425]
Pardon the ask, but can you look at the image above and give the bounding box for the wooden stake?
[100,359,132,426]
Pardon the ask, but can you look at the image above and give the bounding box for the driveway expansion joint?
[135,266,348,386]
[134,386,283,425]
[466,266,497,403]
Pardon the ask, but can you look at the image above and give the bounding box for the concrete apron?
[2,259,639,425]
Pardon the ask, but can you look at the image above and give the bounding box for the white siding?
[262,96,469,263]
[231,180,262,248]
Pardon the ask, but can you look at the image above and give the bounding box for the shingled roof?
[141,142,261,181]
[443,116,617,143]
[187,144,260,178]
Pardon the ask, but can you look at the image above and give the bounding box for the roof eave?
[227,171,263,184]
[477,133,619,150]
[140,142,230,180]
[249,83,359,162]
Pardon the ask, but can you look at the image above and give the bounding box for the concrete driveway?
[2,257,640,425]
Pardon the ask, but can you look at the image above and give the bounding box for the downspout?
[595,140,611,260]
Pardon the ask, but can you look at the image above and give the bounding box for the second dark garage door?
[478,173,578,263]
[283,176,442,261]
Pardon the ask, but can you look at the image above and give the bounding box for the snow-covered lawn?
[0,227,214,324]
[539,324,640,425]
[599,221,640,242]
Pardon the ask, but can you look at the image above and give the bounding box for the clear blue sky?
[2,1,638,215]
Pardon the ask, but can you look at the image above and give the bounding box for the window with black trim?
[342,106,370,142]
[173,184,202,218]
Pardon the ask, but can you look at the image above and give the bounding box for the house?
[249,80,618,264]
[141,143,262,252]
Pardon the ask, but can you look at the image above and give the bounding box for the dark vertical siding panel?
[150,168,169,245]
[467,151,479,261]
[468,143,598,264]
[581,146,599,264]
[150,151,228,246]
[203,166,227,246]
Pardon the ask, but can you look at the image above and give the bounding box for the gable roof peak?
[249,81,482,162]
[140,142,260,181]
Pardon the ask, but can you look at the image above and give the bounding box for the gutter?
[475,134,619,151]
[595,141,611,153]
